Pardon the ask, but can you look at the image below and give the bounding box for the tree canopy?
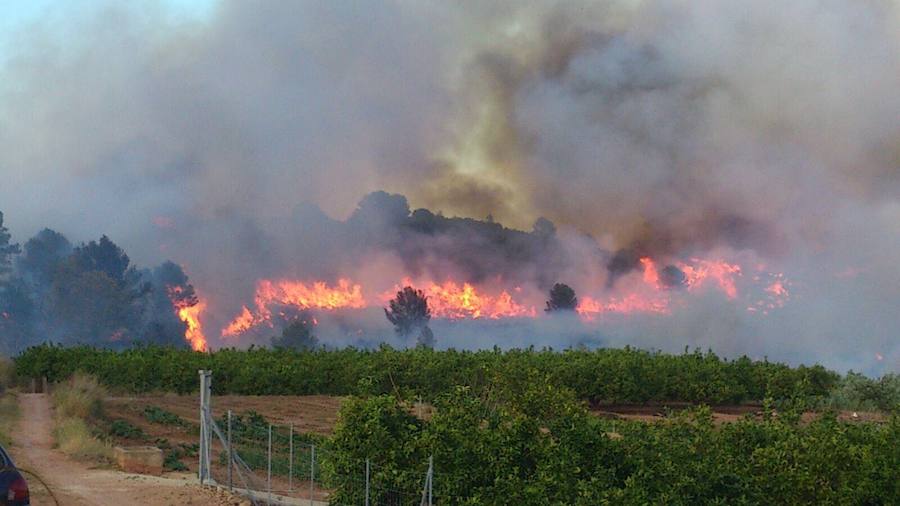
[545,283,578,312]
[271,318,318,351]
[385,286,434,347]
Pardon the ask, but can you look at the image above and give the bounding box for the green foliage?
[822,372,900,412]
[143,405,188,427]
[546,282,578,312]
[154,438,196,472]
[328,385,900,505]
[384,286,432,346]
[15,344,840,404]
[109,419,146,439]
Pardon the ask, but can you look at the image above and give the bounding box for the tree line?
[0,212,198,354]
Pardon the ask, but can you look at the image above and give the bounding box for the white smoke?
[0,1,898,372]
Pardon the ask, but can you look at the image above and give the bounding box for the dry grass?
[0,356,14,392]
[52,373,111,461]
[0,392,18,447]
[53,372,107,419]
[53,417,111,460]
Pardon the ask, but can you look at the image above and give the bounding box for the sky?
[0,0,215,63]
[0,0,897,371]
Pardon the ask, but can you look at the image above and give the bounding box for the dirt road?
[11,393,245,506]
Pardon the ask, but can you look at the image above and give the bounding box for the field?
[12,345,900,504]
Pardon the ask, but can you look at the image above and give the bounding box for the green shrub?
[15,344,841,404]
[823,372,900,412]
[143,405,188,427]
[108,419,145,439]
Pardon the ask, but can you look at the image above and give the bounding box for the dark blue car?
[0,444,28,506]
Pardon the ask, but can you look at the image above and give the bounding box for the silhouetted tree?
[545,283,578,312]
[72,235,132,285]
[18,228,72,285]
[49,262,133,344]
[0,212,19,279]
[272,318,318,350]
[385,286,434,347]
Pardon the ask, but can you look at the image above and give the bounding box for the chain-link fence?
[198,371,435,506]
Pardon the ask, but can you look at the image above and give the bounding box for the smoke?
[0,1,898,372]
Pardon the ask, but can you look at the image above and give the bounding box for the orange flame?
[678,259,742,298]
[222,278,365,336]
[218,256,787,337]
[178,301,208,351]
[640,257,660,286]
[410,279,536,319]
[577,294,670,320]
[167,286,208,351]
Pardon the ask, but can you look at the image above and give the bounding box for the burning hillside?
[0,1,898,373]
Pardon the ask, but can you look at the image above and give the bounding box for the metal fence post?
[227,410,233,491]
[428,455,433,506]
[365,458,370,506]
[289,422,294,492]
[198,370,211,484]
[267,424,273,506]
[309,445,315,506]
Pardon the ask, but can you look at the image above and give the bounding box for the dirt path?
[11,393,245,506]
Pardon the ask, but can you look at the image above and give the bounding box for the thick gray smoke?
[0,1,898,373]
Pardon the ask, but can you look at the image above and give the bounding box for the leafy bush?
[108,419,145,439]
[143,405,188,427]
[154,438,195,472]
[328,386,900,505]
[822,372,900,412]
[15,344,840,404]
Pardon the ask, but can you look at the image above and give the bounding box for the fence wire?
[201,405,433,505]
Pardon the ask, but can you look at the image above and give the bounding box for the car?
[0,444,28,506]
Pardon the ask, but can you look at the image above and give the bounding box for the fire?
[222,278,365,336]
[177,301,208,351]
[677,259,742,299]
[216,256,789,338]
[167,285,208,351]
[408,279,535,319]
[640,257,660,286]
[747,272,790,314]
[577,294,670,320]
[576,258,749,320]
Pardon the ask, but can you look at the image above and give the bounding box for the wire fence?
[198,371,434,505]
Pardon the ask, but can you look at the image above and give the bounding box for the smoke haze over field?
[0,1,898,372]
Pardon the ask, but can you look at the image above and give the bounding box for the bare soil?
[590,402,887,424]
[10,393,248,506]
[105,394,343,435]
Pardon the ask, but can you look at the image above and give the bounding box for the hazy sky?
[0,0,897,371]
[0,0,215,63]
